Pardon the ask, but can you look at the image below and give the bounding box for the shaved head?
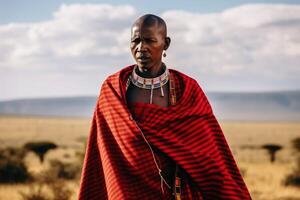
[130,14,171,76]
[132,14,167,37]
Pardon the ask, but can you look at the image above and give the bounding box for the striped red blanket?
[78,65,251,200]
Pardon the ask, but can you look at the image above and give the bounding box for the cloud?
[0,3,299,100]
[163,4,300,75]
[0,4,135,71]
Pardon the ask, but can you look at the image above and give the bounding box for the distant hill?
[207,91,300,121]
[0,96,97,118]
[0,91,300,121]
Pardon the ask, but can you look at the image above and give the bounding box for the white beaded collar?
[128,64,169,104]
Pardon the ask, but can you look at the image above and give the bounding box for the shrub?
[20,170,72,200]
[0,147,26,160]
[284,138,300,187]
[48,159,81,180]
[284,157,300,187]
[19,183,50,200]
[0,159,30,183]
[0,147,31,183]
[292,137,300,152]
[49,180,72,200]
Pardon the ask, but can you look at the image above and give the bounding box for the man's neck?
[136,63,165,78]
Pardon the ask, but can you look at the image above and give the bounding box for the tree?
[24,141,57,163]
[262,144,283,163]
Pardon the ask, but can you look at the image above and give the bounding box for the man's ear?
[164,37,171,50]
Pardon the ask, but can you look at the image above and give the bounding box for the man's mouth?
[137,56,150,62]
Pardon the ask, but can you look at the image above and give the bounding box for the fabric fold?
[78,65,251,200]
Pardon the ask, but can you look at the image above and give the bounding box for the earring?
[163,50,167,57]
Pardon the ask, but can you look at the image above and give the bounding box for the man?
[78,14,251,200]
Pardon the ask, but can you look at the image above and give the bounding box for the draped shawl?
[78,65,251,200]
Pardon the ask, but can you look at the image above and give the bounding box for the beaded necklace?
[129,64,169,104]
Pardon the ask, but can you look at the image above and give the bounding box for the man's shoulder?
[169,68,198,84]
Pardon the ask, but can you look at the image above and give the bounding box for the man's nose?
[137,40,147,52]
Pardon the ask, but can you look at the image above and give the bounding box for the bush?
[19,184,50,200]
[49,180,72,200]
[284,157,300,187]
[284,138,300,187]
[48,159,81,180]
[0,147,26,160]
[0,147,31,183]
[20,170,72,200]
[292,137,300,152]
[285,173,300,187]
[0,159,31,183]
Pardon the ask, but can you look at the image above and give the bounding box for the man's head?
[130,14,171,73]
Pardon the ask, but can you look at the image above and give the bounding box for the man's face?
[130,23,166,70]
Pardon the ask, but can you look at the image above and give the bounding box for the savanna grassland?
[0,115,299,200]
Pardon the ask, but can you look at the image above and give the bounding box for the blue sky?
[1,0,299,23]
[0,1,300,100]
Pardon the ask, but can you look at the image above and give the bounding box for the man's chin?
[136,62,151,71]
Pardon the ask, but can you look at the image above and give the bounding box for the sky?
[0,0,300,101]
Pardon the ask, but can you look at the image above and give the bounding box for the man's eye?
[131,39,139,43]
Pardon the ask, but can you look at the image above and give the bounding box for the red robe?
[78,65,252,200]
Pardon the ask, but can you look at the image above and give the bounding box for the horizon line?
[1,89,300,102]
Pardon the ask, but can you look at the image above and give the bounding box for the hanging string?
[133,120,172,190]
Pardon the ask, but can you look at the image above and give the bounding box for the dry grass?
[241,162,300,200]
[0,115,299,200]
[220,121,300,163]
[0,115,90,148]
